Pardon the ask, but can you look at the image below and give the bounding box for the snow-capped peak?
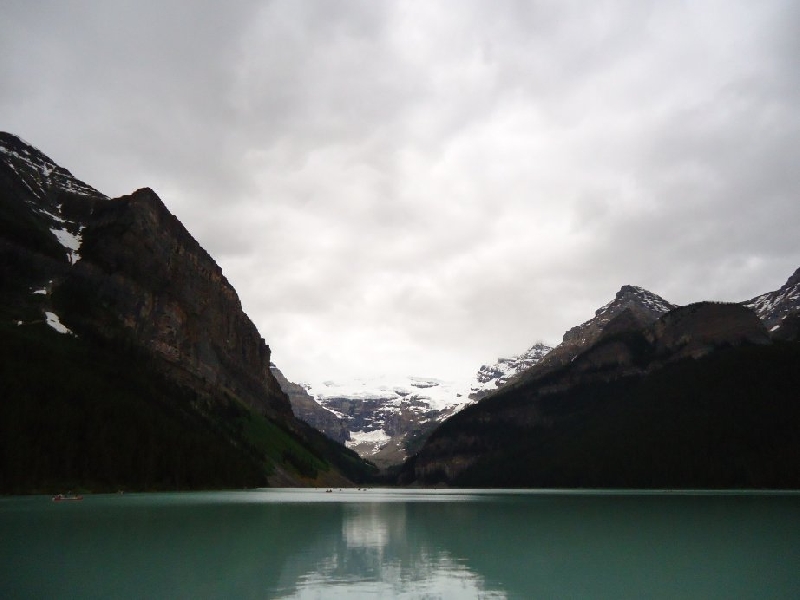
[0,133,106,202]
[743,267,800,330]
[0,132,104,264]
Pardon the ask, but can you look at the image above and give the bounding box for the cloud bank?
[3,0,799,382]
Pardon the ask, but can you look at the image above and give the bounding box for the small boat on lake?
[52,493,83,502]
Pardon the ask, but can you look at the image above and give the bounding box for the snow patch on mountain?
[0,135,105,201]
[346,429,392,452]
[44,311,73,335]
[744,268,800,330]
[470,342,554,398]
[297,341,559,465]
[1,134,103,266]
[299,374,477,466]
[50,225,83,264]
[306,375,470,413]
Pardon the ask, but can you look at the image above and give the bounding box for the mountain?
[276,341,555,470]
[0,132,376,492]
[744,267,800,340]
[270,364,350,444]
[401,279,800,489]
[469,342,553,400]
[300,376,470,469]
[525,285,675,378]
[279,287,679,471]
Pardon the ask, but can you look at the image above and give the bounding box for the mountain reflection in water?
[1,489,799,599]
[277,500,504,598]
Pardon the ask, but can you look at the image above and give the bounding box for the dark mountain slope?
[0,132,376,492]
[413,341,800,488]
[0,320,266,492]
[744,266,800,338]
[57,186,290,420]
[403,301,799,488]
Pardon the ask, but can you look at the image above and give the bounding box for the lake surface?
[1,489,799,599]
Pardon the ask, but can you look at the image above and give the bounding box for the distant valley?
[273,343,554,469]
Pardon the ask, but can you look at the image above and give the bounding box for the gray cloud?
[3,0,799,383]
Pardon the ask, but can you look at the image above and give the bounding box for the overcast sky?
[3,0,799,384]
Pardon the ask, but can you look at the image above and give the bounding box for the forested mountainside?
[278,270,800,477]
[401,281,800,488]
[0,132,376,493]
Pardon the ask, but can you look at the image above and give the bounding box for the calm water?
[1,489,799,599]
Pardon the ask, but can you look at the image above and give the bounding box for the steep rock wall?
[61,188,290,418]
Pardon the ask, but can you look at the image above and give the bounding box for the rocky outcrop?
[744,267,800,334]
[56,187,291,418]
[506,285,675,390]
[470,342,553,400]
[563,285,674,344]
[271,364,350,443]
[648,302,770,359]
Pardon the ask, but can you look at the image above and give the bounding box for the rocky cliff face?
[1,132,375,490]
[744,267,800,337]
[0,132,289,419]
[271,364,350,443]
[542,286,674,366]
[1,132,105,297]
[503,285,675,390]
[509,302,770,400]
[648,302,770,359]
[61,187,291,418]
[469,342,553,400]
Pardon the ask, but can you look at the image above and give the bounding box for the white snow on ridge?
[50,226,83,264]
[41,209,66,223]
[346,429,392,451]
[470,343,553,395]
[1,137,106,199]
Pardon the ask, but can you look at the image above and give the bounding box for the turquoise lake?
[1,489,799,598]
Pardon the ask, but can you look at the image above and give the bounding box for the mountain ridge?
[277,272,800,471]
[744,266,800,336]
[401,278,799,487]
[278,342,557,468]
